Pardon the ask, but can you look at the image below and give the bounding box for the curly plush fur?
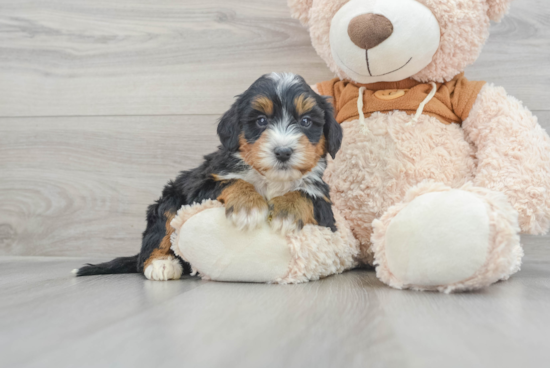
[371,181,523,293]
[464,84,550,234]
[289,0,513,82]
[289,0,549,292]
[323,111,477,264]
[170,200,360,283]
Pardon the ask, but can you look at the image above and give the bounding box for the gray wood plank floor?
[1,244,550,368]
[1,0,550,366]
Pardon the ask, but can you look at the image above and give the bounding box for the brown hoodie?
[316,73,485,125]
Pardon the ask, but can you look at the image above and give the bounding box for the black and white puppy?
[75,73,343,281]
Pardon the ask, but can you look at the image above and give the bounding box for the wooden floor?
[1,241,550,368]
[1,0,550,367]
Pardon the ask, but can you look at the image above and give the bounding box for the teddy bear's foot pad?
[373,183,524,292]
[385,189,491,287]
[177,207,292,283]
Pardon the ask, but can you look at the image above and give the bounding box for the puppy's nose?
[274,147,293,163]
[348,13,394,50]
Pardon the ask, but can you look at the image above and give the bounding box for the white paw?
[270,215,301,236]
[143,257,183,281]
[227,207,269,231]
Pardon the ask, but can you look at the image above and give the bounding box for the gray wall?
[1,0,549,257]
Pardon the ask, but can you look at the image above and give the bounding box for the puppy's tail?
[72,254,139,277]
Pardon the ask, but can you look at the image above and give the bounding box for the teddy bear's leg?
[177,206,292,283]
[170,200,359,283]
[371,182,523,293]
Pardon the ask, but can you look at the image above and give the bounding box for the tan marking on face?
[269,191,317,229]
[296,135,326,174]
[143,212,176,270]
[294,94,317,116]
[239,133,271,173]
[252,96,274,116]
[218,179,268,215]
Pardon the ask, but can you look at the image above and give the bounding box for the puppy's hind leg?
[138,207,188,281]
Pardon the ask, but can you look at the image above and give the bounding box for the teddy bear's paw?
[144,256,183,281]
[372,185,522,293]
[174,207,293,283]
[268,192,316,235]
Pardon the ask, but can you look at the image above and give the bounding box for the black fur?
[304,183,337,232]
[217,103,241,152]
[320,97,343,159]
[76,73,343,278]
[76,255,139,276]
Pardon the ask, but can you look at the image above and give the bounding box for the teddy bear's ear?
[288,0,314,26]
[486,0,513,22]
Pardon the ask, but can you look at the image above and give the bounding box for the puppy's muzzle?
[274,147,293,163]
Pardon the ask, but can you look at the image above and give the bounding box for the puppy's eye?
[300,117,312,128]
[256,116,268,127]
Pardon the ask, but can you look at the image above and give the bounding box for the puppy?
[75,73,343,281]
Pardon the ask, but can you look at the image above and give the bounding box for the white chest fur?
[219,158,327,200]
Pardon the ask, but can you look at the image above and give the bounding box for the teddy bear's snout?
[347,13,393,50]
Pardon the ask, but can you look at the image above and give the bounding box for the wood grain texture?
[1,0,549,257]
[0,0,549,117]
[0,0,329,117]
[1,249,550,368]
[0,115,220,257]
[1,112,549,257]
[1,2,550,367]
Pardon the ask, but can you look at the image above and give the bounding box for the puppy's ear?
[322,97,342,159]
[217,101,241,151]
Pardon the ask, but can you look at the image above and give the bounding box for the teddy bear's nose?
[348,13,394,50]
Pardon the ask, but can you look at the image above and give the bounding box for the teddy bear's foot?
[172,203,292,283]
[169,200,359,284]
[372,182,523,293]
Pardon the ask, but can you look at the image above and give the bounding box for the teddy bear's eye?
[256,116,268,127]
[300,117,312,128]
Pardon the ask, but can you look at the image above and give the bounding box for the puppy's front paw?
[218,180,269,231]
[144,256,183,281]
[226,204,269,231]
[269,192,316,235]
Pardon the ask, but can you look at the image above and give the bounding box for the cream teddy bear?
[287,0,550,292]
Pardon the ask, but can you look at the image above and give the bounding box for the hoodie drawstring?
[357,86,368,133]
[406,82,437,126]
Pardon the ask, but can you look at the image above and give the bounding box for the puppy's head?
[217,73,342,182]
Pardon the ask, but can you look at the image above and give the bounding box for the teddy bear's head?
[289,0,512,83]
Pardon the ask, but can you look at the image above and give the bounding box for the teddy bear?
[285,0,550,292]
[171,0,550,292]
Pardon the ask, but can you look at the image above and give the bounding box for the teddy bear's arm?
[463,84,550,234]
